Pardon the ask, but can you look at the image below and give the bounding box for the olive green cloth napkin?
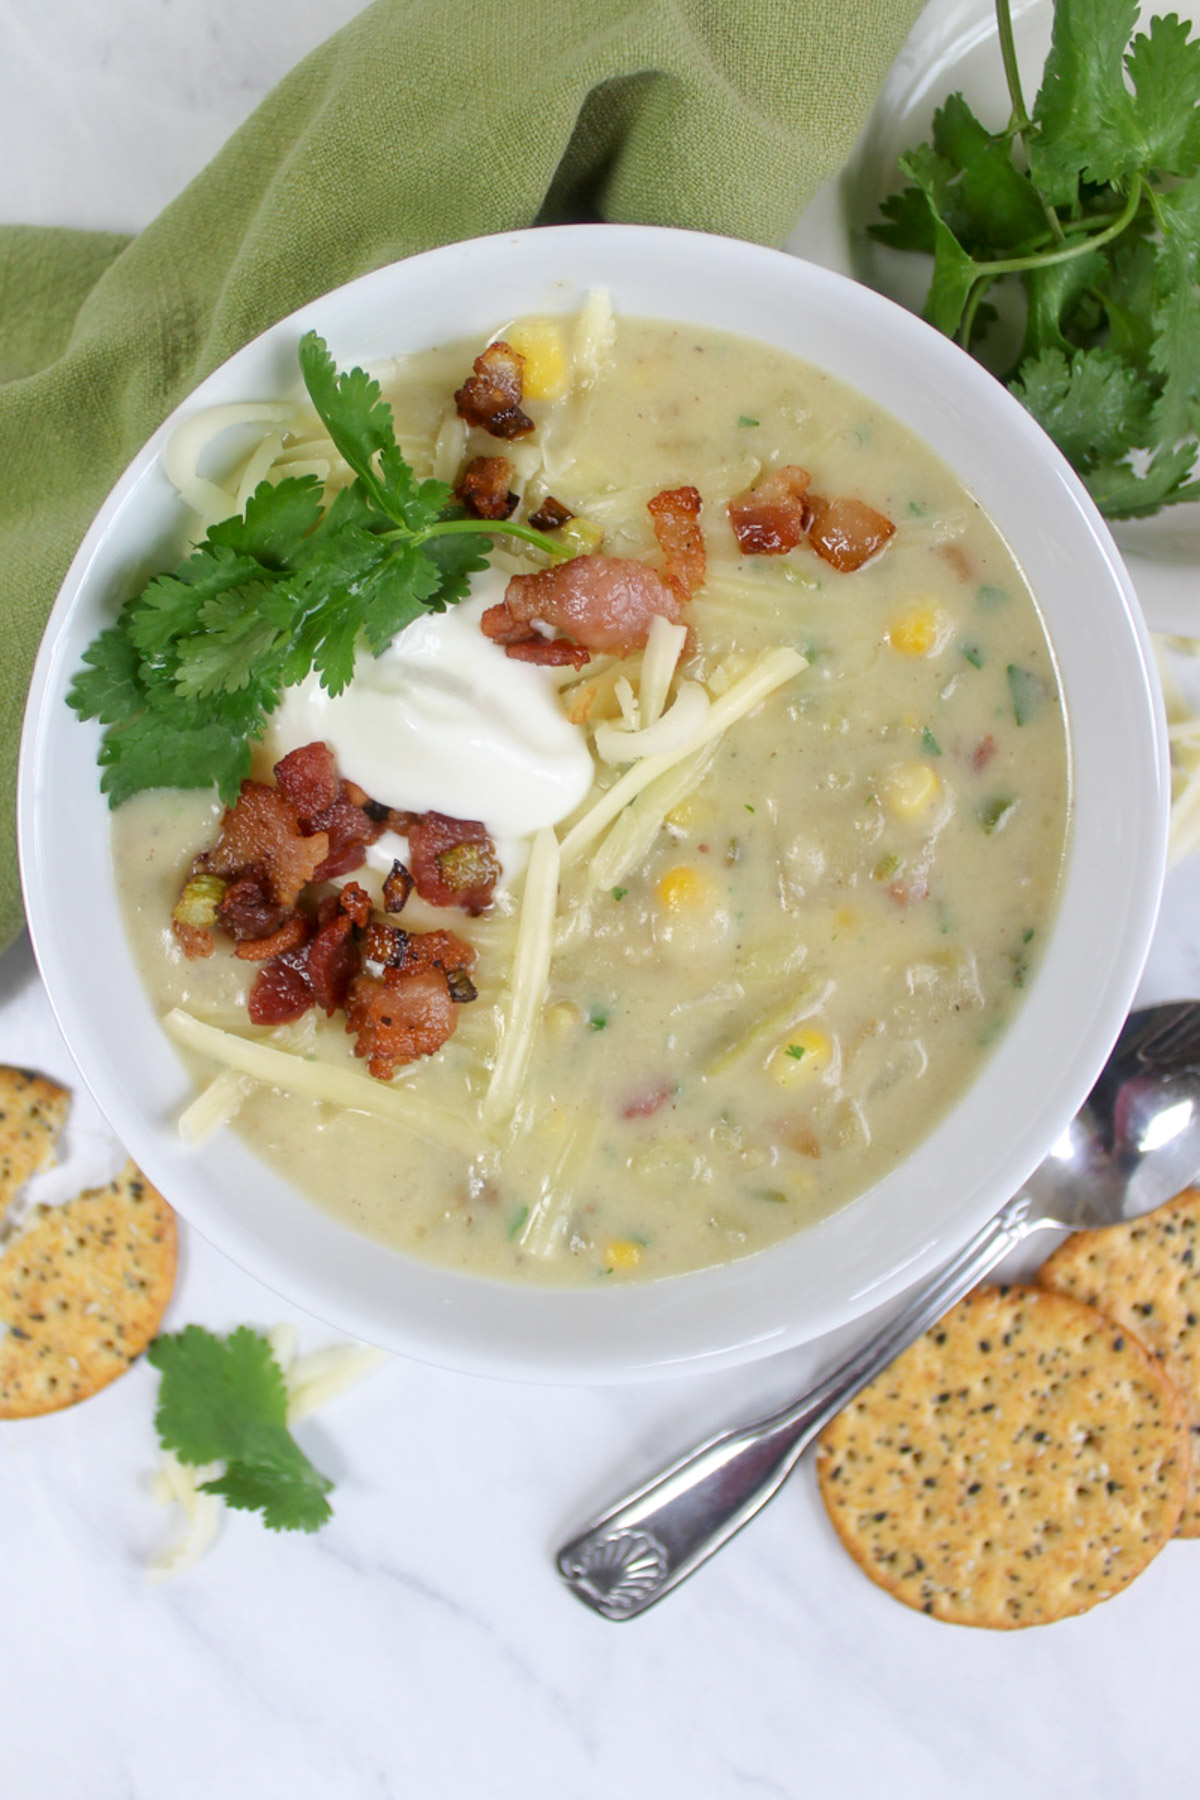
[0,0,924,953]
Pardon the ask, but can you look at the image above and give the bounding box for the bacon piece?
[805,494,895,572]
[728,466,811,555]
[382,860,415,914]
[344,968,458,1080]
[273,742,340,823]
[248,950,314,1026]
[481,554,683,660]
[172,920,214,960]
[307,915,360,1014]
[454,341,534,440]
[648,485,705,603]
[364,920,408,968]
[398,928,477,978]
[234,914,310,962]
[405,812,500,914]
[200,781,328,909]
[503,637,592,669]
[621,1081,676,1119]
[336,881,373,930]
[972,734,997,772]
[274,743,384,883]
[217,869,289,943]
[302,882,372,1014]
[528,495,574,532]
[455,455,518,520]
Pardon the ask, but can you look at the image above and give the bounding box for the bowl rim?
[18,222,1170,1384]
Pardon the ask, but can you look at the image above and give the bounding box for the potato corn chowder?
[113,303,1070,1285]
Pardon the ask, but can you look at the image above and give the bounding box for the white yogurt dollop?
[271,566,593,840]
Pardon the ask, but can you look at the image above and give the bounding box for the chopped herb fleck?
[977,584,1008,609]
[506,1205,529,1241]
[786,1044,807,1061]
[611,886,628,902]
[921,725,943,756]
[980,796,1018,835]
[738,414,760,427]
[587,1006,610,1031]
[756,1188,790,1204]
[960,642,984,669]
[1007,664,1042,726]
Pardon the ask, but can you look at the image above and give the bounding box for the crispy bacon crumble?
[174,744,489,1075]
[454,341,534,440]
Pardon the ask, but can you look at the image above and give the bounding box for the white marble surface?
[6,5,1200,1796]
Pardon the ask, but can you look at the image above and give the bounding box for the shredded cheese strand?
[638,615,688,729]
[164,402,310,529]
[588,744,717,893]
[483,827,560,1128]
[558,646,806,868]
[164,1009,471,1151]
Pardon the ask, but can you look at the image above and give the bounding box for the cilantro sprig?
[148,1325,334,1534]
[874,0,1200,518]
[68,331,566,806]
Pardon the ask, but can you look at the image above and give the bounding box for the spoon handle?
[556,1193,1039,1619]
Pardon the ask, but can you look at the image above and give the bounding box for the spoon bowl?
[558,1001,1200,1619]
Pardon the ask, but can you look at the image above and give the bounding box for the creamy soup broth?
[113,315,1070,1284]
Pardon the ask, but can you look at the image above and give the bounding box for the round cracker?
[0,1065,70,1211]
[816,1284,1189,1629]
[0,1160,177,1418]
[1039,1187,1200,1536]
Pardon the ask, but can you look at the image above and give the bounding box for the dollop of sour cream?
[271,566,593,851]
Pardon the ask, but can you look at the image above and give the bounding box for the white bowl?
[18,224,1169,1383]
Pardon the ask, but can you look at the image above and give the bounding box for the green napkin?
[0,0,923,953]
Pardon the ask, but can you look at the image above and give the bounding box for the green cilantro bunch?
[874,0,1200,518]
[68,332,565,806]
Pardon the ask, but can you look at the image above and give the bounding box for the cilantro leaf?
[898,146,982,337]
[1008,345,1154,469]
[1020,247,1109,360]
[65,618,143,725]
[1125,13,1200,177]
[297,331,397,496]
[1031,0,1142,203]
[97,696,256,808]
[930,94,1047,254]
[148,1325,333,1535]
[1149,176,1200,446]
[1085,442,1200,517]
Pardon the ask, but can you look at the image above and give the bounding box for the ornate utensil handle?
[556,1193,1038,1619]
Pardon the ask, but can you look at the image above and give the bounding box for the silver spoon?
[557,1000,1200,1620]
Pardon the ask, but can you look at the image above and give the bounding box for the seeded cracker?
[815,1285,1189,1628]
[0,1161,177,1418]
[0,1066,70,1210]
[1039,1188,1200,1537]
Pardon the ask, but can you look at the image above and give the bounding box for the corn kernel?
[544,1001,583,1038]
[883,761,941,820]
[665,794,707,830]
[887,604,944,657]
[605,1238,644,1271]
[656,865,712,911]
[769,1028,832,1086]
[505,318,568,400]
